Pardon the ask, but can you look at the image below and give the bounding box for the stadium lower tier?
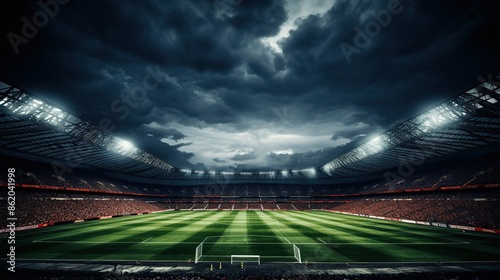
[6,268,500,280]
[2,150,500,197]
[2,188,499,230]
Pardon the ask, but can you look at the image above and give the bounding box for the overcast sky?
[1,0,499,171]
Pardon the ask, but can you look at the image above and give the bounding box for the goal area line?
[205,255,295,258]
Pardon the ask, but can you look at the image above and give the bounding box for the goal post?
[193,236,300,264]
[231,255,260,265]
[293,244,301,264]
[195,242,203,263]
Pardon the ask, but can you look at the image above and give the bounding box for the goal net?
[293,244,301,264]
[195,243,203,263]
[231,255,260,265]
[193,236,300,263]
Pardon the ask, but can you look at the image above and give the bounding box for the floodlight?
[115,138,137,154]
[363,135,386,154]
[419,106,459,132]
[304,168,316,176]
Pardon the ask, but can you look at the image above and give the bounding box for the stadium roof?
[320,75,500,177]
[1,75,500,184]
[0,81,177,178]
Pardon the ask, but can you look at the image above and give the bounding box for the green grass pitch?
[10,211,500,263]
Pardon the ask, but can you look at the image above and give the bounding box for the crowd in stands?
[3,189,498,229]
[262,202,279,210]
[277,202,295,210]
[1,151,500,229]
[293,203,311,210]
[2,151,500,198]
[206,204,220,210]
[219,203,233,210]
[327,190,500,229]
[0,190,168,227]
[193,203,207,210]
[6,269,500,280]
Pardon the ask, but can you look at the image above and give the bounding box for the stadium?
[1,1,500,279]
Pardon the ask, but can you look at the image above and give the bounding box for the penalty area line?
[317,238,327,244]
[141,237,153,243]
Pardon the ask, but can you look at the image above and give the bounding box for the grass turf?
[8,210,500,263]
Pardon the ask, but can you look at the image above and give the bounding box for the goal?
[293,244,301,264]
[193,237,301,264]
[231,255,260,265]
[195,243,203,263]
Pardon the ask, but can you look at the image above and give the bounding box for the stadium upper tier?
[321,75,500,177]
[1,75,500,184]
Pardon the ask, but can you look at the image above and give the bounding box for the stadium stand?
[327,190,500,229]
[1,151,500,229]
[0,189,167,227]
[6,268,500,280]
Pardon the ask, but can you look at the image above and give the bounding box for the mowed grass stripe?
[215,210,249,242]
[315,212,484,245]
[310,211,467,237]
[258,211,318,244]
[22,211,190,242]
[264,211,392,262]
[13,211,500,263]
[294,211,493,262]
[270,211,384,244]
[203,211,247,257]
[128,210,230,244]
[284,210,462,261]
[20,211,216,260]
[247,211,291,258]
[269,211,454,262]
[305,211,469,243]
[255,211,293,243]
[293,211,460,244]
[59,210,231,260]
[152,211,240,260]
[38,210,212,242]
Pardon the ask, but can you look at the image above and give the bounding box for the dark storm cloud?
[231,152,258,161]
[212,158,226,163]
[1,0,498,171]
[142,126,187,141]
[278,0,500,123]
[330,127,366,142]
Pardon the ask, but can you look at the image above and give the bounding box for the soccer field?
[10,211,500,263]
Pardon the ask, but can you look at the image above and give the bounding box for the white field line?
[317,238,327,244]
[141,237,153,243]
[32,240,470,245]
[199,255,295,258]
[284,237,291,244]
[201,235,284,242]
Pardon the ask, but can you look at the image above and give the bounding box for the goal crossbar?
[231,255,260,265]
